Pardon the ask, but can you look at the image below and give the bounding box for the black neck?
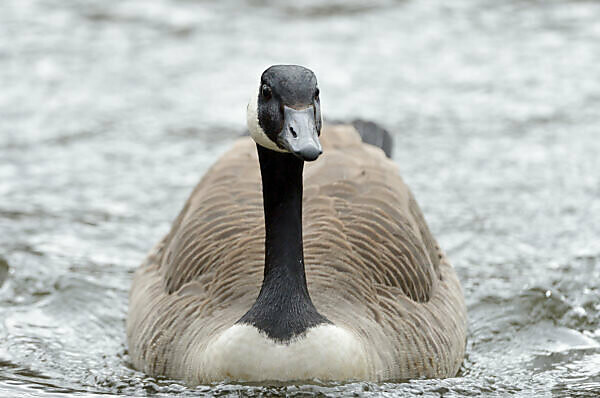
[260,145,306,288]
[237,144,329,341]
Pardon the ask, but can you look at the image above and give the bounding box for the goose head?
[247,65,322,161]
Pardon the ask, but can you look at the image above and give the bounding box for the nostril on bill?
[290,126,297,138]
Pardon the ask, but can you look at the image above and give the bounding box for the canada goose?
[127,65,467,383]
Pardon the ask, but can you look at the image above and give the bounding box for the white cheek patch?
[246,86,288,153]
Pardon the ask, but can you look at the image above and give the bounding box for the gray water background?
[1,0,600,396]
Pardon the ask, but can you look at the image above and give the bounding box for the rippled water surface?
[2,0,600,396]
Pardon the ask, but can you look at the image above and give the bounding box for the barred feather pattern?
[126,124,467,383]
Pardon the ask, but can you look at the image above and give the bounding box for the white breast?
[198,324,369,382]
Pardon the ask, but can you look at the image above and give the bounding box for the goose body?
[127,66,467,384]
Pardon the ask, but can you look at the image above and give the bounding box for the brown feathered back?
[127,124,467,383]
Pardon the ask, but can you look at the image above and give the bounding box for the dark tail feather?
[351,119,393,158]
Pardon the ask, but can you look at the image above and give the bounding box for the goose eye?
[261,84,272,100]
[314,88,320,100]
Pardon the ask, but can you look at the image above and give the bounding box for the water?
[1,0,600,396]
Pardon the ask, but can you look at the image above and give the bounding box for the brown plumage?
[127,124,467,383]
